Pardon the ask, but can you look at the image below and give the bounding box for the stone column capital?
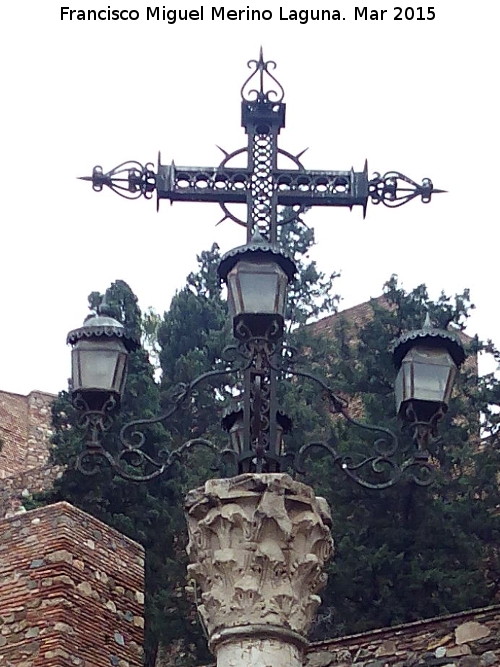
[185,473,333,653]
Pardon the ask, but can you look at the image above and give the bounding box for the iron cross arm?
[79,52,443,230]
[79,158,442,218]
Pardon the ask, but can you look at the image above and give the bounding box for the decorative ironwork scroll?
[75,52,446,488]
[73,333,437,487]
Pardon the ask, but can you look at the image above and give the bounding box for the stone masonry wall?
[0,389,55,479]
[0,501,144,666]
[0,389,60,516]
[306,605,500,667]
[177,605,500,667]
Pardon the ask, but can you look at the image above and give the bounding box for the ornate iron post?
[79,49,446,478]
[73,51,466,666]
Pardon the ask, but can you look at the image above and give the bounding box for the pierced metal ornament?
[368,171,445,208]
[241,48,285,104]
[79,161,156,200]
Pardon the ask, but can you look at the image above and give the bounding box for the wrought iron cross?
[80,49,442,243]
[76,50,447,481]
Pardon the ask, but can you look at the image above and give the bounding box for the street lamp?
[67,305,139,408]
[218,232,296,341]
[70,51,469,667]
[393,314,466,453]
[71,51,462,487]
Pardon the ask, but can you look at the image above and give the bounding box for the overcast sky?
[1,0,498,396]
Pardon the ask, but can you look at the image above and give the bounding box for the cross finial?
[241,49,285,103]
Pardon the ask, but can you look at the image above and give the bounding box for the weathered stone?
[375,640,397,657]
[54,622,75,634]
[354,648,372,661]
[217,637,304,667]
[306,649,335,667]
[331,648,352,663]
[186,474,333,641]
[428,634,453,651]
[24,626,40,638]
[114,631,125,646]
[19,640,41,655]
[458,656,480,667]
[46,549,73,564]
[186,474,333,667]
[76,581,93,596]
[479,652,497,667]
[448,645,472,657]
[455,622,491,645]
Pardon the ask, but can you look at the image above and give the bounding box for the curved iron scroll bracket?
[270,349,435,488]
[73,344,251,481]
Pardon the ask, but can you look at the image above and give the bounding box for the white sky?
[1,1,498,396]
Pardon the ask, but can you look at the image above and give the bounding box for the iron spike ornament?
[71,53,461,487]
[79,51,443,236]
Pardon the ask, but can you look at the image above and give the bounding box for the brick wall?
[0,501,144,666]
[309,296,476,373]
[0,390,55,479]
[0,390,61,517]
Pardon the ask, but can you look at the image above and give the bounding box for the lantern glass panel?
[72,337,128,394]
[229,421,245,454]
[227,260,288,317]
[395,345,457,415]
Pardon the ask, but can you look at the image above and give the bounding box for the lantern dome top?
[392,314,466,369]
[218,231,296,282]
[67,310,140,352]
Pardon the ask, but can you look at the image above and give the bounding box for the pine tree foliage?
[296,276,500,639]
[43,280,210,666]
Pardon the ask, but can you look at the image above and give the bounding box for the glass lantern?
[393,321,466,425]
[67,311,139,411]
[218,235,296,340]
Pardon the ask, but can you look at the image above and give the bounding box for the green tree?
[293,277,500,639]
[43,280,210,667]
